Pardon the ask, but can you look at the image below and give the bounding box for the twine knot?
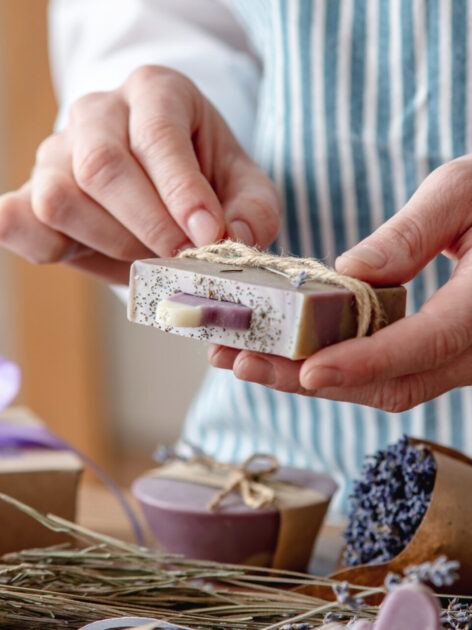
[154,445,279,511]
[179,240,382,336]
[199,453,278,511]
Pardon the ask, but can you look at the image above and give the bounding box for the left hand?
[208,156,472,412]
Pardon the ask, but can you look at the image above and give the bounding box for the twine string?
[179,240,382,336]
[156,448,279,511]
[201,453,278,511]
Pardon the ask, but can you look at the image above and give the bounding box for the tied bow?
[154,445,279,511]
[203,453,278,511]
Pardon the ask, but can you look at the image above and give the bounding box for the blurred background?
[0,0,208,483]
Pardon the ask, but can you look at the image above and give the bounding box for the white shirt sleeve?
[48,0,261,153]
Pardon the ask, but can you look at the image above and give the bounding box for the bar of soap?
[132,465,337,571]
[128,258,406,359]
[373,585,441,630]
[157,292,252,329]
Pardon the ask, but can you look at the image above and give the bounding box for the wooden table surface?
[77,482,346,576]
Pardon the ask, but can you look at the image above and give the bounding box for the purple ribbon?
[0,355,145,546]
[0,356,21,411]
[0,421,145,546]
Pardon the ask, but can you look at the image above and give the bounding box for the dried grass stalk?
[0,493,411,629]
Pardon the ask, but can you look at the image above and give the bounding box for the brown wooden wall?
[0,0,111,468]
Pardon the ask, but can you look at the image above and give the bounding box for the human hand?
[209,157,472,412]
[0,66,280,283]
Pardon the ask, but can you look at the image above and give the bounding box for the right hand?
[0,65,281,283]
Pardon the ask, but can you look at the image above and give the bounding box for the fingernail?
[336,245,387,271]
[187,209,220,246]
[235,356,275,386]
[302,366,342,389]
[228,220,254,246]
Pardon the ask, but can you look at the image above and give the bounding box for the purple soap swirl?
[169,292,252,329]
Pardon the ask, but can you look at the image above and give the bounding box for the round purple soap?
[133,466,337,568]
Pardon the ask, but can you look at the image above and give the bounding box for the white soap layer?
[157,300,202,327]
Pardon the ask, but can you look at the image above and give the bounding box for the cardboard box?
[0,406,83,554]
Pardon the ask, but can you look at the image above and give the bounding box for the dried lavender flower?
[324,613,344,623]
[333,581,366,612]
[343,436,437,566]
[152,444,177,464]
[384,572,402,590]
[441,597,472,629]
[291,271,309,287]
[403,556,460,587]
[385,556,460,592]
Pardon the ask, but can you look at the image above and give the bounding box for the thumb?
[335,161,472,284]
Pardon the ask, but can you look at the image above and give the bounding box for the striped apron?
[181,0,472,514]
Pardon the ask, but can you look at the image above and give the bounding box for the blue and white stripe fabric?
[182,0,472,514]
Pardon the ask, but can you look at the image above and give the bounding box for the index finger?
[70,92,191,256]
[124,67,225,246]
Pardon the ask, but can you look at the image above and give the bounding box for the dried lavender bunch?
[343,436,437,566]
[441,598,472,629]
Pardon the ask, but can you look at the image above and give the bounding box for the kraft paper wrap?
[297,438,472,600]
[151,460,331,571]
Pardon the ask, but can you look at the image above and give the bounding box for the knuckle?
[127,64,162,87]
[126,64,190,92]
[427,160,472,229]
[430,320,470,365]
[35,133,63,164]
[162,171,201,207]
[143,216,180,255]
[433,159,472,193]
[386,214,424,260]
[32,175,70,226]
[74,143,124,191]
[247,192,281,242]
[0,191,70,264]
[131,116,179,157]
[143,214,170,246]
[375,379,420,413]
[69,91,108,121]
[33,243,69,265]
[112,238,141,261]
[0,193,20,242]
[361,348,389,382]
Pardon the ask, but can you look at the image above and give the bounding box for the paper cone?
[298,438,472,599]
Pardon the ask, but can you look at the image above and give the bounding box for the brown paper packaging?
[298,438,472,600]
[0,406,83,554]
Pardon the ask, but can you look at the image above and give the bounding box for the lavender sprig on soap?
[343,436,437,567]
